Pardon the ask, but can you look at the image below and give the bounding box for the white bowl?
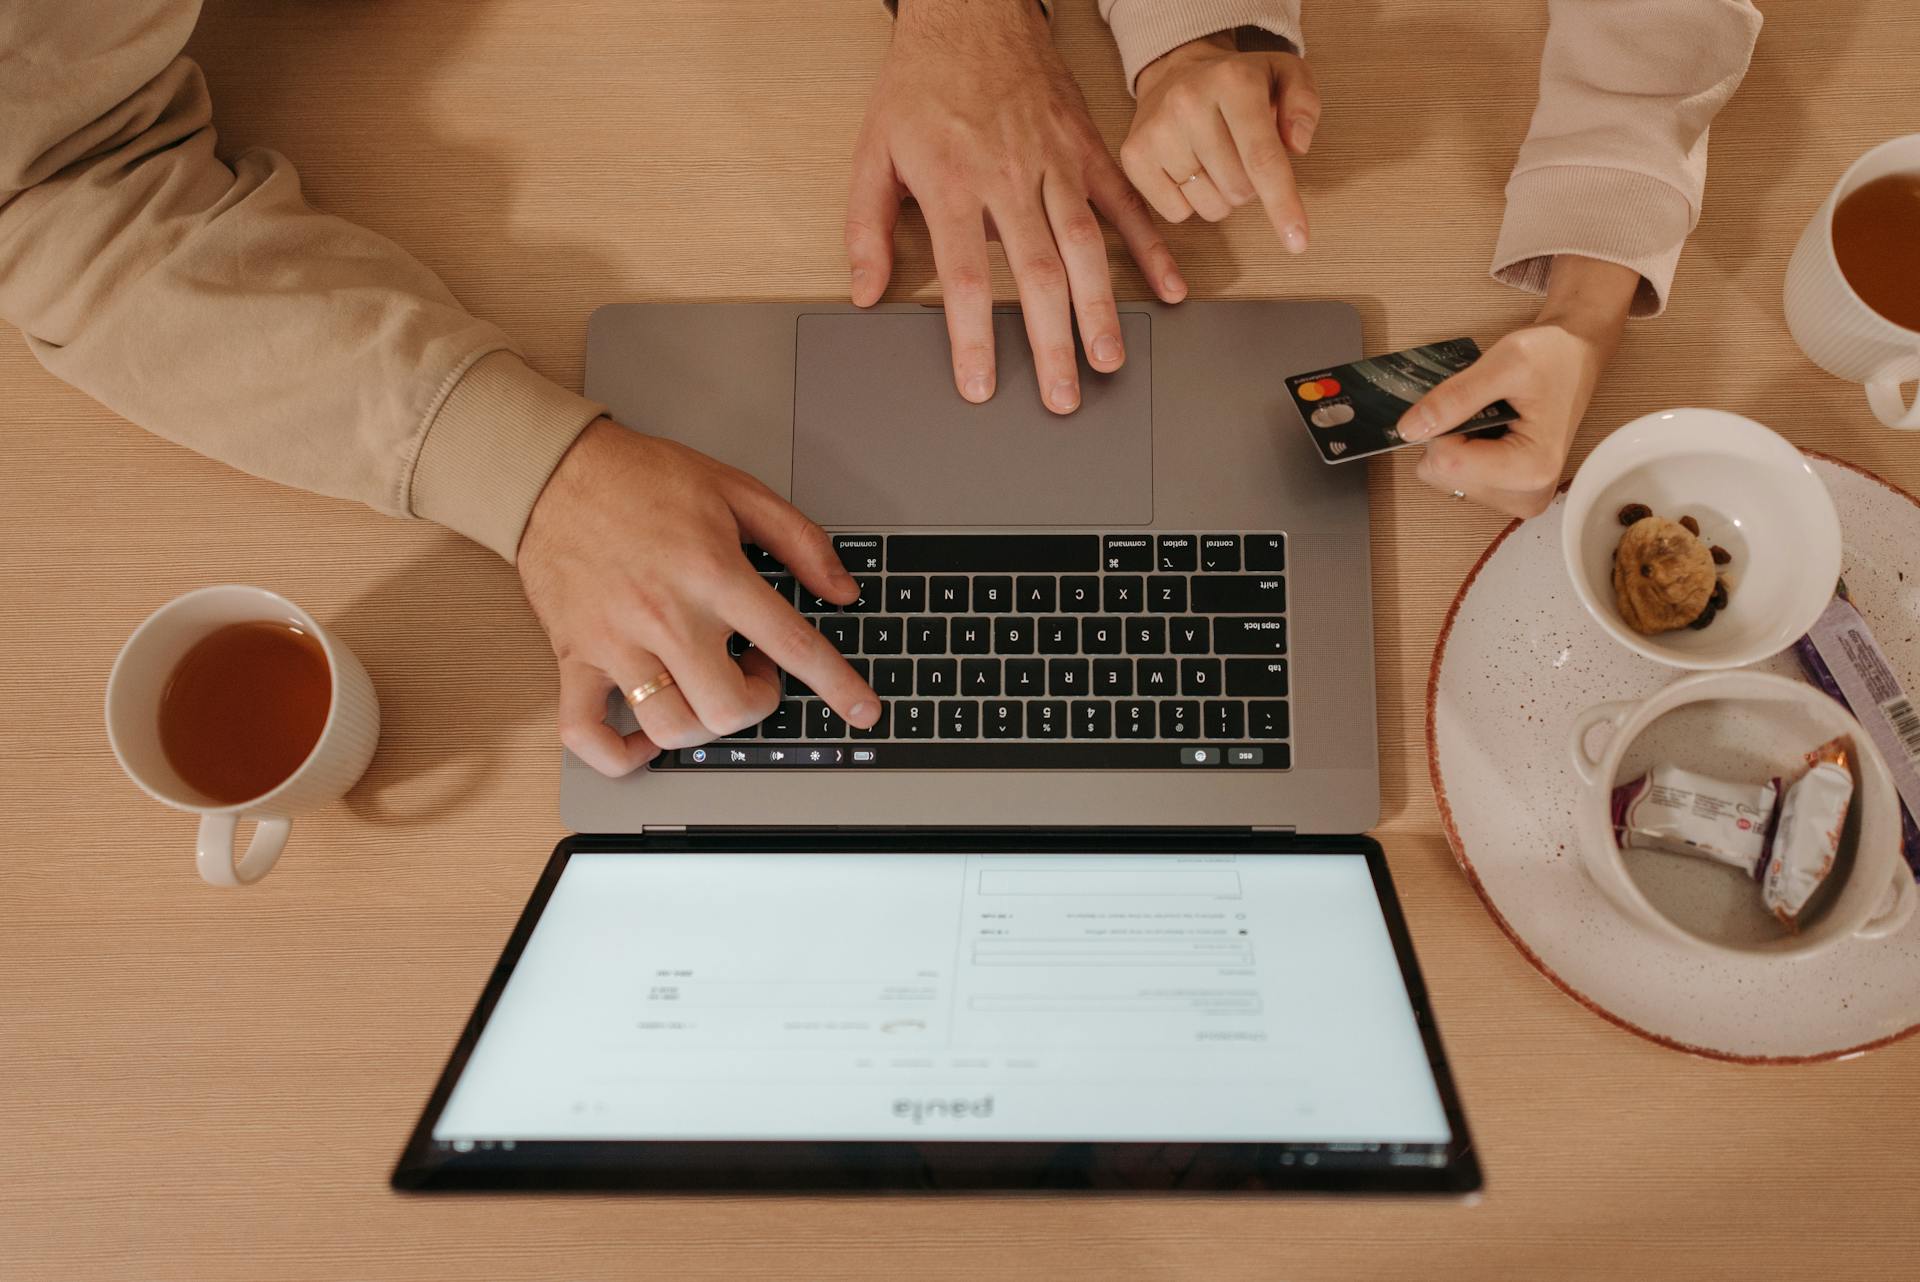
[1561,408,1841,669]
[1569,670,1915,962]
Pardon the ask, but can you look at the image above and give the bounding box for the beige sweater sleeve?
[0,0,602,562]
[1492,0,1762,318]
[1098,1,1303,93]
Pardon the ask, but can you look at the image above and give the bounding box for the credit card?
[1286,337,1518,464]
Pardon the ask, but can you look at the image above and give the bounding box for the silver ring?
[1450,490,1467,501]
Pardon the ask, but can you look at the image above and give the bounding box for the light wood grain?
[4,2,1918,1278]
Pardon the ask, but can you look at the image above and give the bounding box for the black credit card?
[1285,337,1518,464]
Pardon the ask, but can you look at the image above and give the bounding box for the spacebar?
[663,743,1288,769]
[884,534,1099,572]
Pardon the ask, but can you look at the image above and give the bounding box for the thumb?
[1266,55,1321,155]
[845,144,901,308]
[1398,347,1514,442]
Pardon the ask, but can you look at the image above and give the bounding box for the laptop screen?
[430,850,1454,1149]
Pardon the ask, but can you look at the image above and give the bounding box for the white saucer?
[1428,454,1920,1062]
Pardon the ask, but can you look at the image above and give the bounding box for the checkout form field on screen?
[435,852,1453,1144]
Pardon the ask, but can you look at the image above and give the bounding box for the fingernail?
[963,372,992,402]
[1290,116,1316,152]
[850,700,879,727]
[1049,379,1080,412]
[1092,334,1122,365]
[1283,223,1308,255]
[1400,408,1435,441]
[1163,272,1188,301]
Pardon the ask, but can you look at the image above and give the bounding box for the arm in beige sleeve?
[1492,0,1762,318]
[0,0,602,561]
[1098,0,1303,93]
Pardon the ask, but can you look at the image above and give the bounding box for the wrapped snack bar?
[1612,766,1779,868]
[1760,738,1857,928]
[1612,743,1854,931]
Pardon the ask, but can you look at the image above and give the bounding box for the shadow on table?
[326,540,552,826]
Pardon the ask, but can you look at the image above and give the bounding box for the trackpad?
[791,311,1152,526]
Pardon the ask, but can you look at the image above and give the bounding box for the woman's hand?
[1399,256,1643,518]
[1120,35,1320,251]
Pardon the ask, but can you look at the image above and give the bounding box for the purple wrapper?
[1793,589,1920,880]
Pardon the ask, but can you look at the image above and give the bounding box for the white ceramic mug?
[105,586,380,887]
[1568,671,1915,961]
[1783,133,1920,428]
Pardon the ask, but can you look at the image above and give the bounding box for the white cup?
[1783,133,1920,428]
[1568,670,1915,961]
[105,586,380,887]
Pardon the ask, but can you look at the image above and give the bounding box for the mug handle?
[1867,359,1920,429]
[196,813,292,887]
[1568,700,1636,788]
[1854,868,1918,941]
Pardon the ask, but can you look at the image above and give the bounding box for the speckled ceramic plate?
[1428,454,1920,1062]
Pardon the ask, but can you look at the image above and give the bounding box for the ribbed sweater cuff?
[408,350,604,563]
[1493,165,1697,319]
[1104,0,1302,94]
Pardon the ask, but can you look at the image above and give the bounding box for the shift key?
[1226,658,1290,696]
[1214,618,1288,655]
[1191,574,1286,613]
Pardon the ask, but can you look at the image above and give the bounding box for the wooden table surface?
[5,2,1918,1278]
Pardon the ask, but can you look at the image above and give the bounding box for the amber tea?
[157,620,331,805]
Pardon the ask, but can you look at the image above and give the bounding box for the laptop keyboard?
[656,533,1290,771]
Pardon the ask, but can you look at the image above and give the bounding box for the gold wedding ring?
[1179,173,1202,185]
[626,671,677,708]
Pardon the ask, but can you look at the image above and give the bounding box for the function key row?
[747,533,1285,576]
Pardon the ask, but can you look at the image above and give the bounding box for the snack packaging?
[1759,738,1856,928]
[1612,766,1780,868]
[1612,743,1855,931]
[1792,582,1920,879]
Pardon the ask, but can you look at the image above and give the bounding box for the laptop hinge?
[1251,825,1296,834]
[640,824,687,834]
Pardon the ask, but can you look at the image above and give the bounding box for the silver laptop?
[562,300,1378,834]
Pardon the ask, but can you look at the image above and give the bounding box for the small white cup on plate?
[1561,408,1841,670]
[1569,670,1914,961]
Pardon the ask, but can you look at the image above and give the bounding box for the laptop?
[392,301,1480,1193]
[563,300,1378,832]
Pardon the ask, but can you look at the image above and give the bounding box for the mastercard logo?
[1296,377,1342,402]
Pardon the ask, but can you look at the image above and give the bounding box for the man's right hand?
[846,0,1187,416]
[517,419,880,777]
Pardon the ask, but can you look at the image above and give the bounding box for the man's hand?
[1122,35,1320,252]
[517,420,880,777]
[1398,257,1642,519]
[846,0,1186,415]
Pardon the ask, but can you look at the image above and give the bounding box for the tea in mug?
[158,621,331,805]
[1832,171,1920,331]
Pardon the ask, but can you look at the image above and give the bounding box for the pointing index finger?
[1220,79,1307,252]
[727,579,880,730]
